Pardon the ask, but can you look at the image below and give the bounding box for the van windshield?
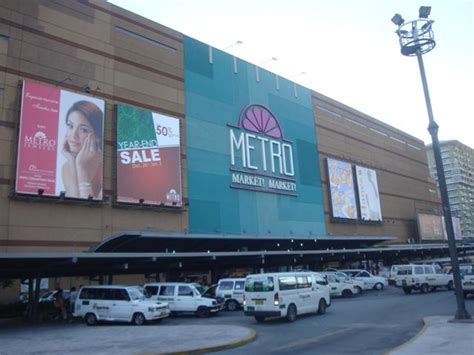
[245,277,274,292]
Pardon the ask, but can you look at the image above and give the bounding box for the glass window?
[159,286,175,296]
[219,281,234,291]
[424,266,434,274]
[414,266,424,275]
[278,276,297,290]
[115,288,130,301]
[128,288,143,301]
[245,277,274,292]
[178,286,193,296]
[234,281,245,290]
[145,286,159,296]
[397,268,412,275]
[296,276,311,289]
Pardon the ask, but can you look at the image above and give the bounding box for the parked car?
[144,282,224,317]
[73,285,170,325]
[339,269,388,290]
[394,264,453,294]
[243,271,331,323]
[460,264,474,299]
[39,289,70,303]
[216,278,246,311]
[326,271,364,294]
[323,273,358,298]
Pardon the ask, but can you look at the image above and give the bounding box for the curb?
[142,328,257,355]
[384,318,430,355]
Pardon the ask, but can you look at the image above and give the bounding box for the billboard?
[442,216,463,240]
[116,104,182,207]
[327,158,358,220]
[417,213,444,240]
[355,166,383,221]
[16,80,105,200]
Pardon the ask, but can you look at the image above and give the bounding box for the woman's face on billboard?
[65,111,94,154]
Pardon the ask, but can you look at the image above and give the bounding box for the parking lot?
[1,286,473,354]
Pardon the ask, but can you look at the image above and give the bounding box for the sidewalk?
[388,316,474,355]
[0,324,256,354]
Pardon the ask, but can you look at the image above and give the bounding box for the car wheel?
[403,287,412,294]
[374,283,384,290]
[420,284,429,293]
[286,304,297,322]
[196,306,210,318]
[132,312,146,326]
[255,315,265,323]
[317,299,327,315]
[355,286,362,294]
[342,289,353,298]
[85,313,97,326]
[447,281,454,291]
[226,300,238,311]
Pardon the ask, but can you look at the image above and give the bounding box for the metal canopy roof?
[1,242,473,279]
[92,231,396,253]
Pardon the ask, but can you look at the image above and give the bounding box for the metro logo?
[228,105,297,196]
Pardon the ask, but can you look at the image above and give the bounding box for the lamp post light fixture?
[391,6,471,320]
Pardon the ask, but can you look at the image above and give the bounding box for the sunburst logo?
[24,130,56,150]
[166,189,180,202]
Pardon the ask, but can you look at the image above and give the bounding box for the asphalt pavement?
[388,315,474,355]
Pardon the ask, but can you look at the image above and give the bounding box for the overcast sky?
[109,0,473,147]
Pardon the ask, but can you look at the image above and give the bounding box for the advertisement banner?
[442,216,463,240]
[327,158,358,220]
[355,166,383,221]
[116,104,182,206]
[16,80,105,200]
[417,213,444,240]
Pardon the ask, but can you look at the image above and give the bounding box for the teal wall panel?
[184,36,326,237]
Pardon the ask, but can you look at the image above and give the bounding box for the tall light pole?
[391,6,471,320]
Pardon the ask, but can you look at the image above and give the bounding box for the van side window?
[178,286,193,296]
[159,286,175,296]
[115,289,130,301]
[424,266,434,274]
[278,276,297,290]
[296,276,311,289]
[414,266,424,275]
[145,286,159,296]
[219,281,234,291]
[234,281,245,290]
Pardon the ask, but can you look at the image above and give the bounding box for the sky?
[108,0,474,147]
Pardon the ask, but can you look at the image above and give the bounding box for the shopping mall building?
[1,0,472,300]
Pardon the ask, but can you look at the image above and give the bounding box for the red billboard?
[116,104,182,207]
[15,80,105,200]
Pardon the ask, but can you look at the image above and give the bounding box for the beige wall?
[0,0,187,252]
[312,91,440,243]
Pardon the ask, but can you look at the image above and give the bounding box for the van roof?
[246,271,315,277]
[144,282,198,286]
[79,285,132,289]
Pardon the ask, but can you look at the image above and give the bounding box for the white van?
[144,282,224,317]
[395,264,453,294]
[243,272,331,322]
[74,285,170,325]
[461,264,474,298]
[216,278,246,311]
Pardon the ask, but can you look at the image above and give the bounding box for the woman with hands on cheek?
[62,101,103,199]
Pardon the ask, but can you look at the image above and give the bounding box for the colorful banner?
[116,105,182,206]
[327,158,358,220]
[16,80,105,200]
[355,166,383,221]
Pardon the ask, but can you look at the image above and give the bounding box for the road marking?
[272,327,352,352]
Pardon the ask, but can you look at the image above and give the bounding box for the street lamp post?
[391,6,471,320]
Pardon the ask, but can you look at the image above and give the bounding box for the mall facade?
[2,1,470,300]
